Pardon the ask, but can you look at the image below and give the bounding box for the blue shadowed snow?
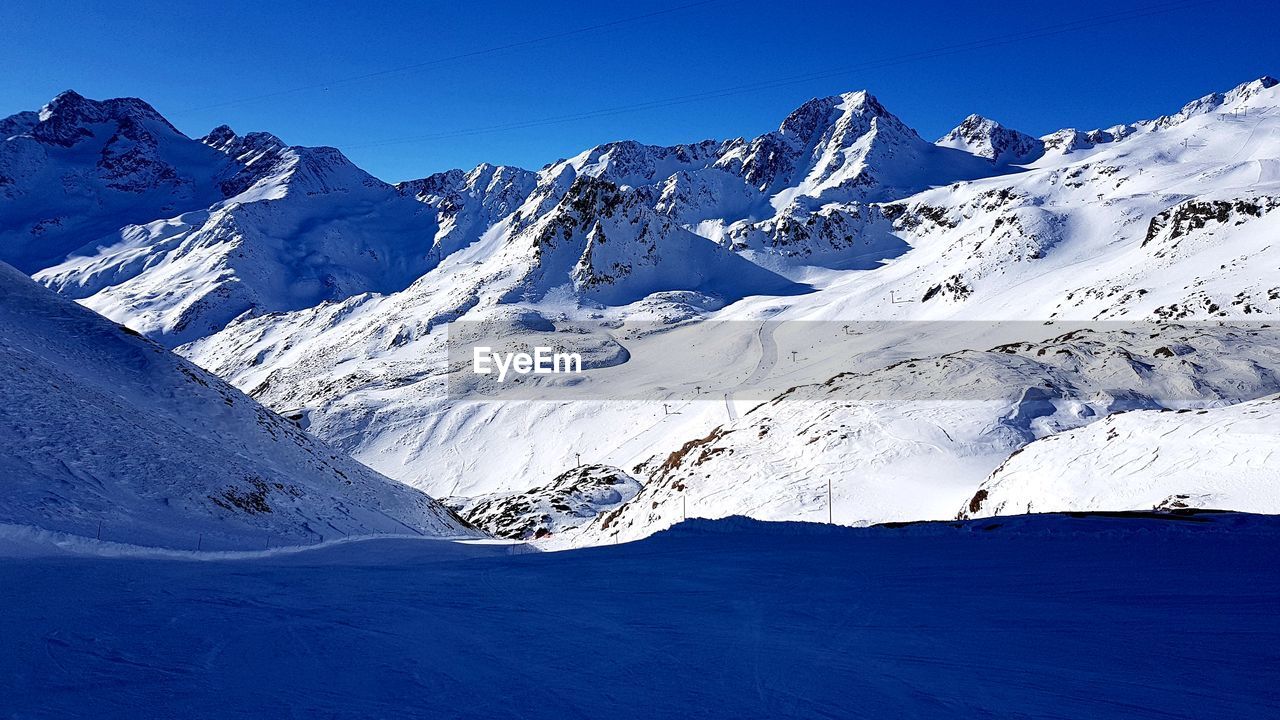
[2,513,1278,719]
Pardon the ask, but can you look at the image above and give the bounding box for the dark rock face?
[28,90,177,148]
[445,464,644,540]
[939,114,1044,165]
[1143,197,1280,249]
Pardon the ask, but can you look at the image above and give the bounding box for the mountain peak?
[199,124,239,151]
[48,89,86,105]
[783,91,899,136]
[30,91,175,146]
[778,96,842,143]
[938,113,1043,165]
[557,138,724,188]
[201,126,287,160]
[1224,74,1279,104]
[1157,74,1280,129]
[720,89,924,197]
[838,90,890,116]
[39,90,164,124]
[940,113,1006,140]
[828,90,915,140]
[959,113,998,128]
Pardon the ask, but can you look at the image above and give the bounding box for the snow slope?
[573,323,1280,544]
[1,512,1277,718]
[0,261,474,549]
[32,126,440,347]
[960,394,1280,518]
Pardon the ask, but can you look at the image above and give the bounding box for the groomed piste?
[2,511,1277,719]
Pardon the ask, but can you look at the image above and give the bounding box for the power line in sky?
[338,0,1215,152]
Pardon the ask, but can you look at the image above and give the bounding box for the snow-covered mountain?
[572,323,1280,544]
[936,114,1044,166]
[2,92,440,347]
[34,131,441,346]
[0,91,230,273]
[3,76,1279,546]
[959,394,1280,519]
[500,174,806,305]
[0,261,474,549]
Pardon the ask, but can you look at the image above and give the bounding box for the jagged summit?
[397,167,468,200]
[777,96,842,143]
[198,123,242,151]
[716,90,923,199]
[40,88,89,112]
[937,114,1044,165]
[1229,74,1278,98]
[774,91,908,144]
[196,123,359,179]
[0,91,232,271]
[556,138,727,188]
[34,89,177,144]
[950,113,993,129]
[200,126,291,190]
[508,173,806,305]
[199,124,381,201]
[199,124,288,157]
[0,92,428,345]
[836,89,894,117]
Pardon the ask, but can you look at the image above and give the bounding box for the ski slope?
[1,513,1276,719]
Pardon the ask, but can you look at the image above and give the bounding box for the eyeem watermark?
[449,319,1280,401]
[473,346,583,382]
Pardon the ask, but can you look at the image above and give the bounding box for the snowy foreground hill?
[0,261,474,549]
[2,513,1277,719]
[3,77,1280,545]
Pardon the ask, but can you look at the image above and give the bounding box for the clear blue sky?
[3,1,1275,181]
